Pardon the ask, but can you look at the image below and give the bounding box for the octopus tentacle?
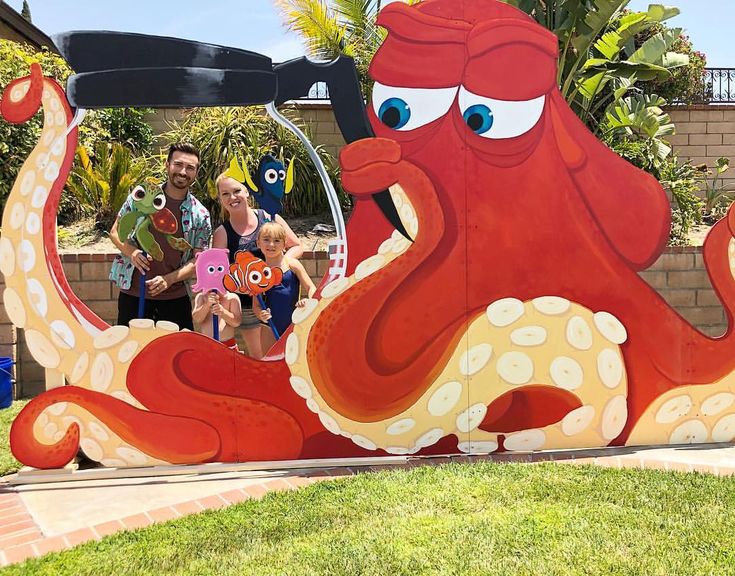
[10,386,221,468]
[127,334,306,461]
[304,138,464,422]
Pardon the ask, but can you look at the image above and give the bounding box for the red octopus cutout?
[6,0,735,470]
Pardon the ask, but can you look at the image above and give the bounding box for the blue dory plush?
[225,154,294,218]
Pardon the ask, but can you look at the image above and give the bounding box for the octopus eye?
[132,186,146,201]
[207,265,216,274]
[262,267,272,280]
[264,169,278,184]
[216,265,225,273]
[463,104,494,135]
[278,169,286,181]
[458,86,545,139]
[248,270,262,285]
[372,82,457,132]
[152,193,166,210]
[378,97,411,129]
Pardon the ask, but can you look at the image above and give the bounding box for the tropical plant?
[0,40,159,221]
[602,93,674,169]
[161,106,345,223]
[658,157,703,246]
[639,29,708,105]
[699,157,733,223]
[0,40,72,216]
[65,143,156,230]
[276,0,421,95]
[501,1,689,133]
[94,108,155,155]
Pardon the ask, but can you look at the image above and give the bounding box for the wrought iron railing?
[698,68,735,104]
[297,71,735,104]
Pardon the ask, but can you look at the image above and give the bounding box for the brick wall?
[637,247,726,338]
[2,247,728,397]
[667,105,735,189]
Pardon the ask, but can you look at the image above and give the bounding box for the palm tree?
[276,0,419,94]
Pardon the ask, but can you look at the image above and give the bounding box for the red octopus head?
[356,0,670,280]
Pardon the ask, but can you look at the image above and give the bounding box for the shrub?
[0,40,72,216]
[658,158,703,246]
[65,143,156,230]
[0,39,157,221]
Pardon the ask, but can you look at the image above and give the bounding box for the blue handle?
[211,290,219,342]
[137,251,147,319]
[256,294,280,340]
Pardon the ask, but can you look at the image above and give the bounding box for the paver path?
[2,443,735,567]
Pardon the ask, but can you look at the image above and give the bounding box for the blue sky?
[5,0,733,66]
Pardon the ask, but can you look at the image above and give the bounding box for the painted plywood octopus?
[4,0,735,470]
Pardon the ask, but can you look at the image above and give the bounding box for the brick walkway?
[1,444,734,568]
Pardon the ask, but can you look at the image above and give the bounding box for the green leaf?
[661,51,689,69]
[577,71,608,100]
[646,4,680,23]
[629,28,681,65]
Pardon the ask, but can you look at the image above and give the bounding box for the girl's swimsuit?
[262,268,301,336]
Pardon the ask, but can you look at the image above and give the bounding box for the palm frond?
[275,0,346,60]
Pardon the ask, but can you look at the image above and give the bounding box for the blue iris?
[463,104,494,134]
[378,97,411,129]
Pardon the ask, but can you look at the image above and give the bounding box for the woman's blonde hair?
[258,221,287,243]
[215,174,253,219]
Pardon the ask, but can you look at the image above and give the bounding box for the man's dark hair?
[167,142,200,163]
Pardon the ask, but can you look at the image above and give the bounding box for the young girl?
[191,290,242,351]
[212,174,303,358]
[253,222,317,354]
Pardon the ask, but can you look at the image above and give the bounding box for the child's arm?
[218,294,242,327]
[290,259,317,306]
[191,293,210,325]
[252,295,272,322]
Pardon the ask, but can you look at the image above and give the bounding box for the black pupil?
[467,113,484,132]
[381,107,401,129]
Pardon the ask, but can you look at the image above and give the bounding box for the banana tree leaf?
[594,12,648,60]
[577,71,608,100]
[581,59,671,81]
[646,4,680,23]
[629,28,680,65]
[661,51,689,68]
[572,0,629,54]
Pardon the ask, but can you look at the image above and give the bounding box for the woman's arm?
[212,225,228,250]
[275,214,304,260]
[290,259,317,301]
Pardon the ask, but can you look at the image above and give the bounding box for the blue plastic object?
[0,357,14,409]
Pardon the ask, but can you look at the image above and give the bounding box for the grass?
[2,462,735,575]
[0,399,27,477]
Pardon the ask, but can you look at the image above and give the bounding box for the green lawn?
[0,399,27,477]
[3,462,734,575]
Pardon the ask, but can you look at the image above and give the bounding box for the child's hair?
[258,221,287,243]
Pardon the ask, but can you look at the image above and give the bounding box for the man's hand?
[145,275,169,297]
[125,247,152,274]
